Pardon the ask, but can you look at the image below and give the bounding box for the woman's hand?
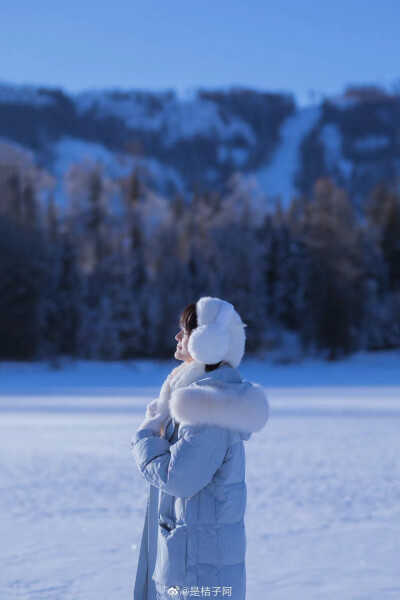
[138,400,170,434]
[146,398,159,418]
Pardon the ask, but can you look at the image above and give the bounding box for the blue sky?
[1,0,399,106]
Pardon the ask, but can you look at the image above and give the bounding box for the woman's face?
[174,327,194,363]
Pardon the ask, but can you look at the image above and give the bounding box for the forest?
[0,156,398,361]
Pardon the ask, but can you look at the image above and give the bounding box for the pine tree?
[42,233,83,357]
[298,178,364,359]
[362,182,400,348]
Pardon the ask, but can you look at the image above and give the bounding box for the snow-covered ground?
[0,350,399,600]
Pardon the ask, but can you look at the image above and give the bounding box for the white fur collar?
[169,374,269,434]
[156,361,206,413]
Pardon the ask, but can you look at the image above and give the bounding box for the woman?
[131,296,269,600]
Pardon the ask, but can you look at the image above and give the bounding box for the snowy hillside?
[250,106,322,206]
[0,82,398,208]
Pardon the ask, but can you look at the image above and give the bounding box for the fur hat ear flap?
[188,322,230,364]
[187,297,246,366]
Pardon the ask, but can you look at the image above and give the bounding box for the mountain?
[0,82,398,208]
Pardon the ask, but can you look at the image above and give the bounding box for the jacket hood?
[169,364,269,440]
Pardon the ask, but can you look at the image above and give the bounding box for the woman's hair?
[179,302,231,373]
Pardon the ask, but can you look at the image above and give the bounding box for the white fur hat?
[188,297,247,367]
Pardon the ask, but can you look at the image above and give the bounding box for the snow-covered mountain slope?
[250,106,322,206]
[0,82,398,208]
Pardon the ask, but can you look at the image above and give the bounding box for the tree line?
[0,157,398,361]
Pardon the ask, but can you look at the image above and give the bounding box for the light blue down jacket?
[131,364,269,600]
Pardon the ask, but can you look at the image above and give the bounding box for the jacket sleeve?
[131,423,229,498]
